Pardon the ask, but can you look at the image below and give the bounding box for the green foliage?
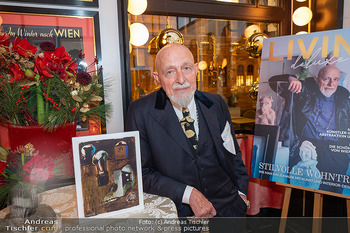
[0,72,111,129]
[43,74,111,130]
[0,35,111,128]
[0,75,31,125]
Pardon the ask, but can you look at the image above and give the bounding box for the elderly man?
[125,43,249,221]
[283,65,350,192]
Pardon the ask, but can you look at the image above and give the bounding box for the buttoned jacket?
[125,89,249,215]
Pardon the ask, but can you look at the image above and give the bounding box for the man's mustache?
[172,82,190,90]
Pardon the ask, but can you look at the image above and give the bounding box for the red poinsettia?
[0,32,109,128]
[12,37,37,58]
[52,46,78,76]
[22,155,55,185]
[34,55,54,78]
[34,46,78,81]
[8,62,25,83]
[0,33,10,48]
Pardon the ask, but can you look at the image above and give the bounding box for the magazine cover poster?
[251,28,350,195]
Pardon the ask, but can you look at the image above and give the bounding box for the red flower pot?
[8,122,76,177]
[0,124,10,148]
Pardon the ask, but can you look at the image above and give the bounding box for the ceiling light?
[296,31,308,35]
[129,23,149,46]
[293,7,313,26]
[128,0,148,15]
[198,61,208,71]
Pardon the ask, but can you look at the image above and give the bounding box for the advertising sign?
[251,28,350,195]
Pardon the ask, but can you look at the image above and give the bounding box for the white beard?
[320,88,336,98]
[168,90,195,108]
[167,82,195,108]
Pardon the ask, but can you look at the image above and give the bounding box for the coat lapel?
[149,89,224,157]
[195,92,222,145]
[150,89,195,158]
[196,91,237,184]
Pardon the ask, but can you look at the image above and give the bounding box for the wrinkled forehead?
[319,66,340,79]
[155,44,194,69]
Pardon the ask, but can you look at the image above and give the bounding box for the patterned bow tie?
[180,108,198,150]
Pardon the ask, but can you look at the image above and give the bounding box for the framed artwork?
[251,124,279,180]
[76,116,90,131]
[0,6,100,73]
[1,0,98,7]
[0,6,102,133]
[72,131,144,218]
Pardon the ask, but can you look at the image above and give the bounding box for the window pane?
[129,15,279,122]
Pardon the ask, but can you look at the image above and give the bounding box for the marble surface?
[0,185,178,218]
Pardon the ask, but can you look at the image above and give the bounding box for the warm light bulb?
[128,0,148,15]
[221,58,227,68]
[293,7,313,26]
[129,23,149,46]
[198,61,208,71]
[296,0,307,2]
[296,31,308,35]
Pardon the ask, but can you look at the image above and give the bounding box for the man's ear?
[194,63,199,75]
[314,76,318,82]
[153,72,160,83]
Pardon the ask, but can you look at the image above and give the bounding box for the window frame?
[118,0,291,116]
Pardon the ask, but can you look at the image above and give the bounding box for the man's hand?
[239,194,250,210]
[288,76,302,93]
[189,188,217,218]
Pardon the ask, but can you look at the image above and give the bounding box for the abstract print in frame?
[72,131,144,218]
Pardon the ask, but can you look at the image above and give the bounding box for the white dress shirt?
[172,97,197,204]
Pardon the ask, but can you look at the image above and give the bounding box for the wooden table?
[232,117,256,132]
[231,117,256,125]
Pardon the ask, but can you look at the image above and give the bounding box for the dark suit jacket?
[125,89,249,216]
